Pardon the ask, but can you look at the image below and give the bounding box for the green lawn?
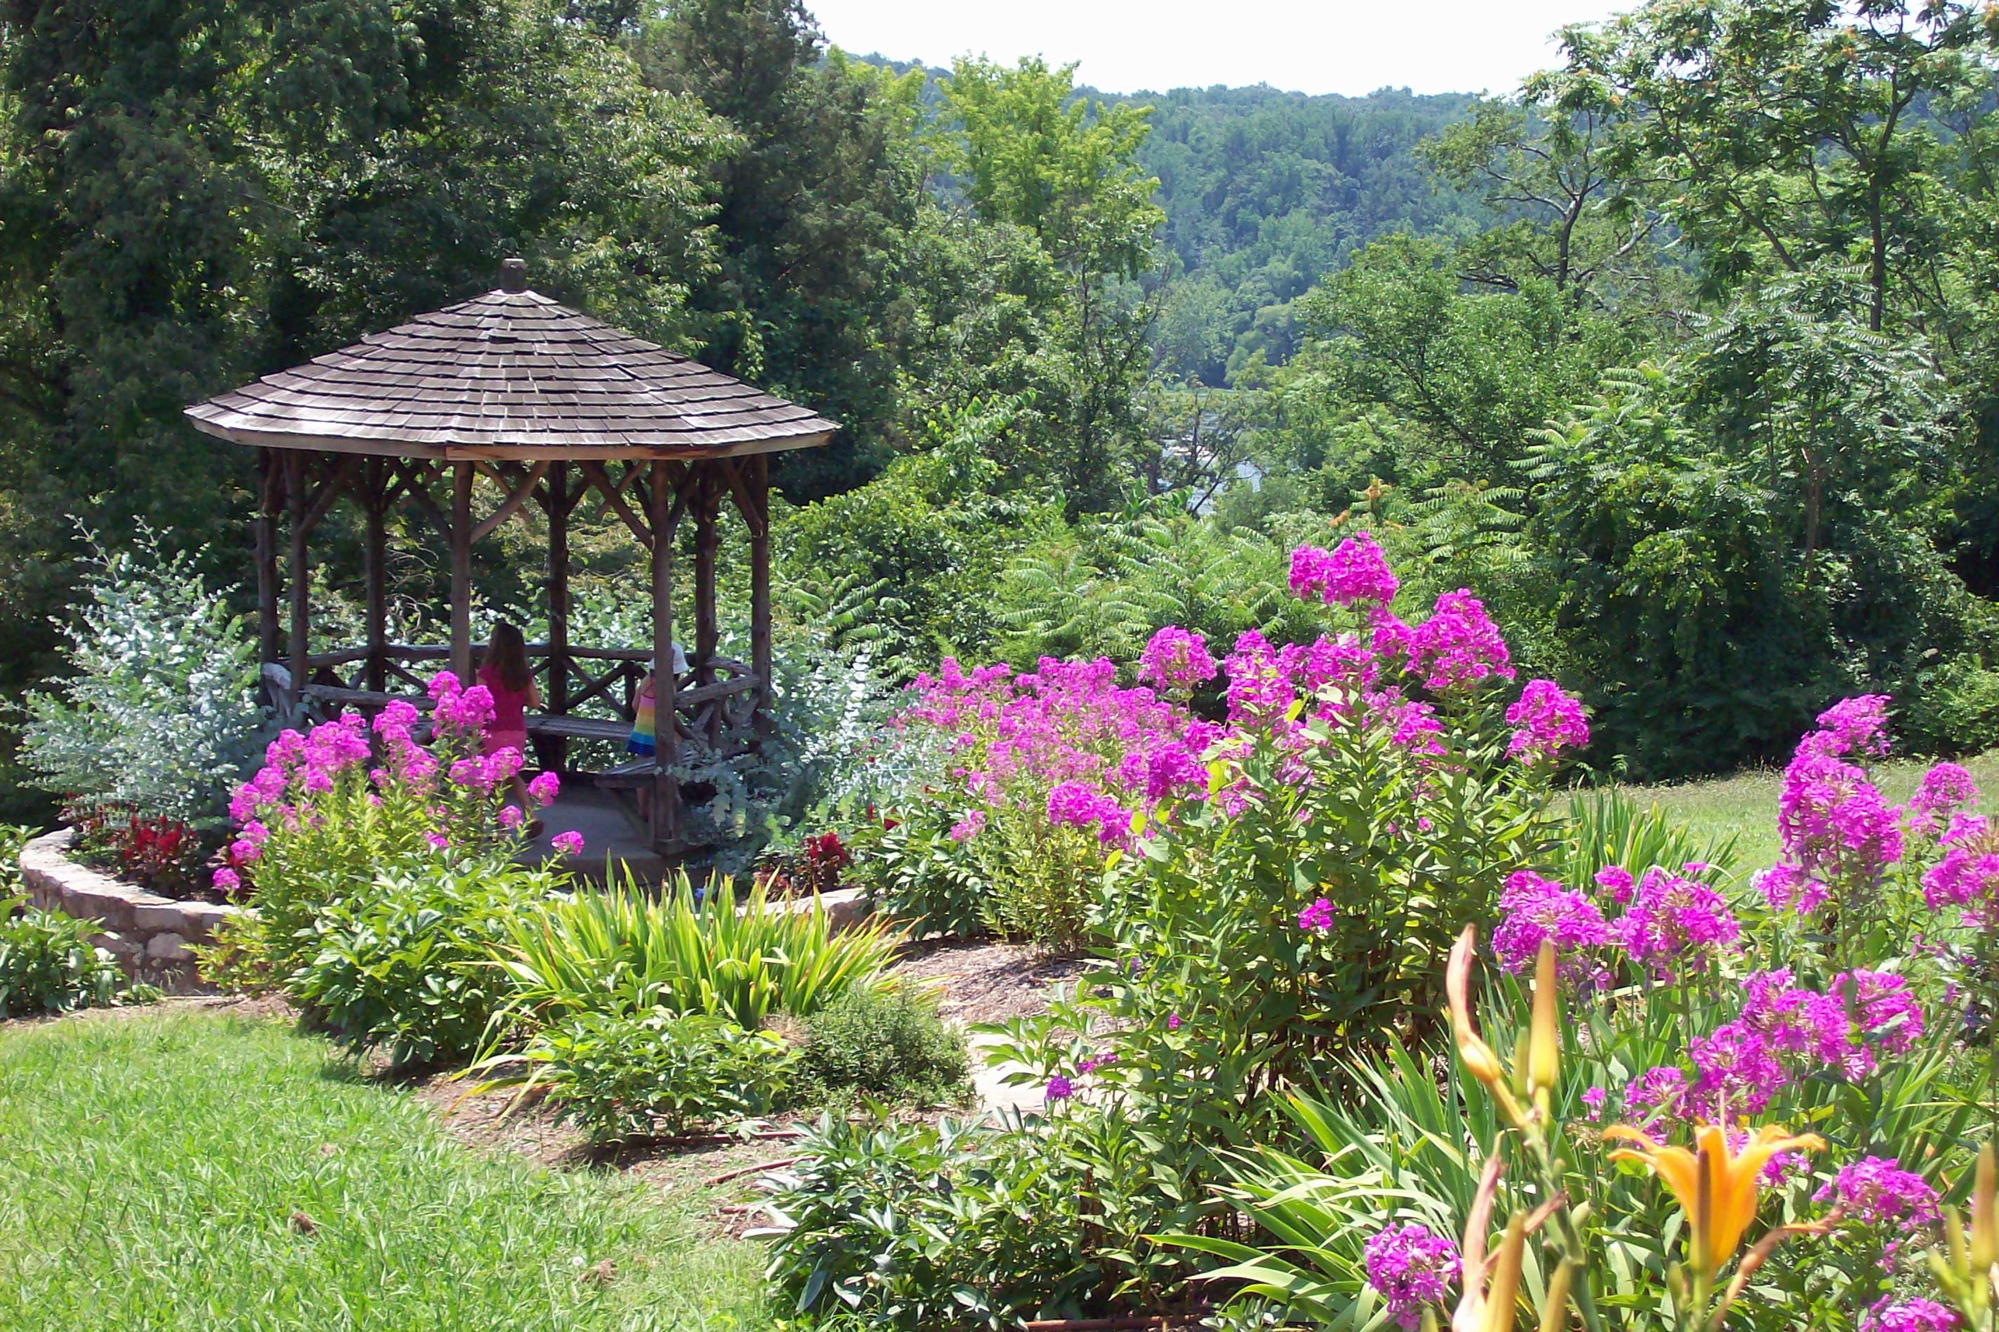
[0,1008,767,1332]
[1621,750,1999,883]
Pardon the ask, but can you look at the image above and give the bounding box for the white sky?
[808,0,1628,98]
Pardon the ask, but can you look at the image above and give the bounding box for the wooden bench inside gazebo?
[185,258,835,853]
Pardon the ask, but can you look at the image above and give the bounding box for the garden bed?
[18,828,239,993]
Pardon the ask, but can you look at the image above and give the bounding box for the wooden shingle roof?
[186,261,836,460]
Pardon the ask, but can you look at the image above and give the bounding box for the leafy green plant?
[479,1008,795,1143]
[795,984,970,1106]
[21,529,265,825]
[0,895,127,1017]
[843,805,992,940]
[760,1107,1201,1329]
[494,872,901,1032]
[1558,788,1739,889]
[290,859,562,1068]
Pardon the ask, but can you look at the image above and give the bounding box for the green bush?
[491,1008,795,1144]
[20,530,265,825]
[290,859,561,1068]
[843,806,991,941]
[796,985,969,1106]
[0,895,126,1017]
[494,873,901,1032]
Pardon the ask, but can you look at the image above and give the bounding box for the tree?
[639,3,928,498]
[1546,0,1994,332]
[932,57,1166,511]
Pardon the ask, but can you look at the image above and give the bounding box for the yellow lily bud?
[1537,1260,1574,1332]
[1447,924,1508,1091]
[1974,1143,1997,1274]
[1527,939,1559,1096]
[1481,1212,1526,1332]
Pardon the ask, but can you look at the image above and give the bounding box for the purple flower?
[1617,867,1739,978]
[1490,870,1614,976]
[212,867,241,892]
[1290,533,1399,608]
[1580,1086,1606,1121]
[1504,680,1589,763]
[1906,762,1979,836]
[551,830,585,856]
[1806,694,1894,761]
[425,832,450,851]
[1362,1223,1456,1329]
[1045,1075,1074,1102]
[1166,1013,1182,1031]
[1834,969,1924,1062]
[948,810,987,843]
[1137,626,1218,693]
[228,838,262,864]
[499,805,524,830]
[1223,630,1296,725]
[1815,1156,1940,1226]
[526,771,561,807]
[1403,589,1514,692]
[1623,1065,1692,1122]
[1859,1299,1959,1332]
[1045,781,1133,848]
[1595,864,1636,906]
[1297,897,1335,933]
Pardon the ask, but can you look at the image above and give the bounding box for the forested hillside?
[4,0,1999,800]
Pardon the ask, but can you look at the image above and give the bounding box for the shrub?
[761,1109,1199,1329]
[21,529,265,826]
[0,895,127,1017]
[489,1008,795,1143]
[840,805,990,940]
[212,669,564,988]
[289,859,563,1068]
[795,985,969,1106]
[494,874,901,1032]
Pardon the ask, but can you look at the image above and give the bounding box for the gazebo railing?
[281,643,761,766]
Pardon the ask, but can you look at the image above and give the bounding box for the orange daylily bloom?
[1603,1123,1827,1280]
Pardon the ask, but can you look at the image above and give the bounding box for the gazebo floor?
[526,786,669,882]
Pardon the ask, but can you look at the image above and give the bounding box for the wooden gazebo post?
[190,258,834,854]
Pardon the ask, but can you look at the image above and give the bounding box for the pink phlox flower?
[1815,1156,1940,1226]
[1505,680,1589,763]
[1297,896,1335,933]
[424,831,450,850]
[1617,867,1740,977]
[1137,625,1218,692]
[1805,694,1894,761]
[1623,1065,1691,1123]
[1490,870,1614,977]
[1859,1299,1959,1332]
[499,805,524,830]
[1834,969,1924,1060]
[1904,762,1980,837]
[1290,532,1399,609]
[1688,1021,1789,1117]
[948,810,986,842]
[1362,1223,1456,1330]
[1403,589,1514,692]
[1594,864,1636,906]
[526,771,561,806]
[1224,630,1296,725]
[550,830,585,856]
[212,866,242,892]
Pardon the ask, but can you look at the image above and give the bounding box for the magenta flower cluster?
[1490,863,1739,983]
[890,538,1592,879]
[1288,531,1399,608]
[218,669,564,891]
[1814,1156,1940,1227]
[1362,1223,1457,1330]
[1504,679,1591,764]
[1137,626,1217,694]
[1618,968,1925,1122]
[1758,696,1962,917]
[1860,1299,1960,1332]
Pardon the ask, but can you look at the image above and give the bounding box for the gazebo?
[185,259,835,851]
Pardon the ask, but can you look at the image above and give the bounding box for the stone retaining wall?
[18,829,240,994]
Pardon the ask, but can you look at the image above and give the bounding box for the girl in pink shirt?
[478,622,542,828]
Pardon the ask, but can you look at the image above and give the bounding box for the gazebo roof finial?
[498,257,529,293]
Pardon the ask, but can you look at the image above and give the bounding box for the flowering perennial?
[1362,1223,1456,1329]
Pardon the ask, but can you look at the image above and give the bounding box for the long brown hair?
[482,621,532,693]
